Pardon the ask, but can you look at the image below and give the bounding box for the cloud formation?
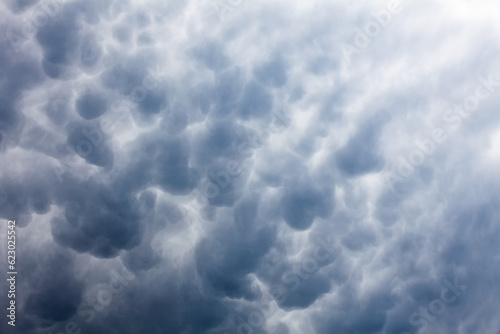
[1,0,500,333]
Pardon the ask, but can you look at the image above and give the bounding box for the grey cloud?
[2,0,500,333]
[75,90,109,120]
[335,114,388,177]
[79,32,104,71]
[195,212,276,299]
[4,0,40,13]
[238,79,274,120]
[66,121,114,168]
[253,53,288,88]
[191,39,231,71]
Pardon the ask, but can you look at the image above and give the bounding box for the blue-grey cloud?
[1,0,500,333]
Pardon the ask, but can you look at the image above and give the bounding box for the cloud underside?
[1,0,500,333]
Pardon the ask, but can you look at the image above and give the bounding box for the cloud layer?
[1,0,500,333]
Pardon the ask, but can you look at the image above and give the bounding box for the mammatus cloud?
[1,0,500,333]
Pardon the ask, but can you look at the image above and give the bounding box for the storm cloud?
[1,0,500,333]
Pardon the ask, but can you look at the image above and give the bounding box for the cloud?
[1,0,500,333]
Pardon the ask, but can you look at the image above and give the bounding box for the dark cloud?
[112,24,133,44]
[335,114,388,177]
[4,0,40,13]
[1,0,500,333]
[195,202,276,299]
[280,184,328,230]
[79,32,104,71]
[191,39,231,71]
[253,54,288,88]
[75,90,109,120]
[66,121,114,168]
[238,80,274,119]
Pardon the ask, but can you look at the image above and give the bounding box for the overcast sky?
[1,0,500,333]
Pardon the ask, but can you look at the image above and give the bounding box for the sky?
[1,0,500,333]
